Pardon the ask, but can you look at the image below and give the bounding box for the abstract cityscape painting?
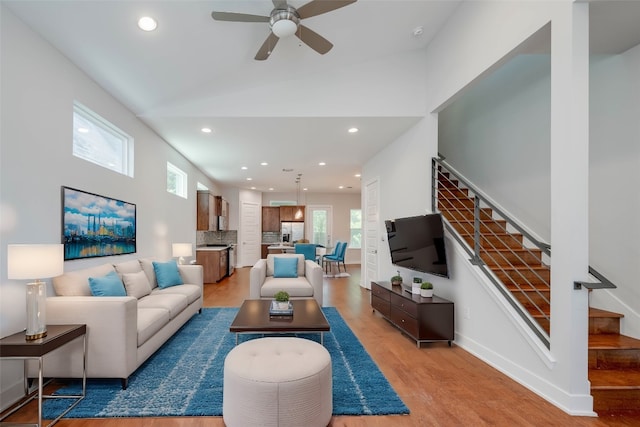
[62,186,136,260]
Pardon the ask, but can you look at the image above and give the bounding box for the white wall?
[0,6,216,409]
[363,0,600,416]
[588,46,640,338]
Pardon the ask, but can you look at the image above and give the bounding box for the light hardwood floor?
[4,265,639,426]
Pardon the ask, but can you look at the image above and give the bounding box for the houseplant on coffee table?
[274,290,290,310]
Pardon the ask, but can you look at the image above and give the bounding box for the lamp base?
[26,330,47,341]
[26,280,47,341]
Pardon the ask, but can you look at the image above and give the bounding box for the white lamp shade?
[172,243,193,258]
[8,244,64,280]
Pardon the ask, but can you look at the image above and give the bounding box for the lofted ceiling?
[4,0,640,194]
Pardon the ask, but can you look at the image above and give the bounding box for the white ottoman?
[223,337,332,427]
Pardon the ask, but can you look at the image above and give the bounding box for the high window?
[167,162,188,198]
[350,209,362,249]
[72,102,133,177]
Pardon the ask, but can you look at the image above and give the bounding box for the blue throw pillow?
[153,260,183,288]
[273,257,298,278]
[88,271,126,296]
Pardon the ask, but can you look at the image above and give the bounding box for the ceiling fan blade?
[296,0,357,19]
[255,32,280,60]
[296,25,333,55]
[272,0,288,9]
[211,11,270,23]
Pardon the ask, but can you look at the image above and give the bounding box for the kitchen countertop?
[196,245,231,251]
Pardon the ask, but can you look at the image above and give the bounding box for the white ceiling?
[5,0,640,194]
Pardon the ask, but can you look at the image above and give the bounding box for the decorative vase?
[277,301,290,310]
[420,289,433,298]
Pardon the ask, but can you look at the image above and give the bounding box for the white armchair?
[250,254,323,306]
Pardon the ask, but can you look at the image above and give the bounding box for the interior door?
[364,178,379,290]
[240,201,260,266]
[307,205,333,248]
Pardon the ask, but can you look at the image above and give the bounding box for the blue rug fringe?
[43,307,409,418]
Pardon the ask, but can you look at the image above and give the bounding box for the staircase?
[589,308,640,414]
[436,168,640,415]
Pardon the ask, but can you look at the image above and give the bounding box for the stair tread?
[590,307,624,318]
[589,369,640,388]
[589,333,640,349]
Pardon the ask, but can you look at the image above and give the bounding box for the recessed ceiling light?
[138,17,157,32]
[251,186,256,190]
[201,127,212,133]
[241,166,248,170]
[338,185,344,189]
[355,173,361,178]
[260,162,268,166]
[246,177,252,181]
[269,188,274,191]
[348,127,359,133]
[318,162,326,166]
[77,127,89,133]
[412,26,424,37]
[303,188,308,191]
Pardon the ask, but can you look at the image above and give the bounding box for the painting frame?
[61,186,137,261]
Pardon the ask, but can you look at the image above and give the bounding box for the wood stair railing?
[436,168,640,415]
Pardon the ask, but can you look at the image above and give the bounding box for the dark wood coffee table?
[230,299,330,345]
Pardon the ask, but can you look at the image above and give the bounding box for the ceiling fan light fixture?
[270,8,299,38]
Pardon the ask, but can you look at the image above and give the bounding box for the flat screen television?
[385,213,449,278]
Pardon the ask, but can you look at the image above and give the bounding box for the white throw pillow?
[122,270,152,299]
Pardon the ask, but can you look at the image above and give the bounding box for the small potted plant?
[274,290,290,310]
[411,277,422,295]
[420,282,434,298]
[391,270,403,286]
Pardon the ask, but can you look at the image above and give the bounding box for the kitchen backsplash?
[197,230,238,246]
[262,232,281,244]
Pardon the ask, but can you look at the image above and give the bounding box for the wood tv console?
[371,281,454,347]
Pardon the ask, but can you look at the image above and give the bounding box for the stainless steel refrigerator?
[281,222,304,242]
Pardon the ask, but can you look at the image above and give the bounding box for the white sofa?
[29,258,203,388]
[250,254,323,306]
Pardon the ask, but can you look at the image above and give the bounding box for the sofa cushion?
[138,293,188,318]
[273,257,298,278]
[122,270,152,299]
[88,271,127,297]
[139,258,159,289]
[260,277,314,298]
[153,260,184,288]
[266,254,304,277]
[151,284,201,305]
[137,308,171,347]
[113,259,143,276]
[52,263,116,296]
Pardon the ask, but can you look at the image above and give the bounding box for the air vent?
[282,168,294,172]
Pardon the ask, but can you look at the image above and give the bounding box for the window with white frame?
[72,102,133,177]
[167,162,188,198]
[350,209,362,249]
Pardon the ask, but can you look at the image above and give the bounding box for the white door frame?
[363,177,380,290]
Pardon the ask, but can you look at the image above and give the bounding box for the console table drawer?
[390,293,418,318]
[390,306,419,338]
[371,294,390,317]
[371,283,390,301]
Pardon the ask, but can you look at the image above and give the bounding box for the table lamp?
[7,244,64,340]
[172,243,193,265]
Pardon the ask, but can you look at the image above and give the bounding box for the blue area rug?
[43,307,409,418]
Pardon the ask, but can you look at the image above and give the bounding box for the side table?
[0,324,87,427]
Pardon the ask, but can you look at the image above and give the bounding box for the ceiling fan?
[211,0,357,60]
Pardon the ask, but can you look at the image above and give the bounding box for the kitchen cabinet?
[262,207,280,232]
[215,196,229,231]
[197,191,218,231]
[261,244,270,259]
[280,205,305,222]
[196,249,228,283]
